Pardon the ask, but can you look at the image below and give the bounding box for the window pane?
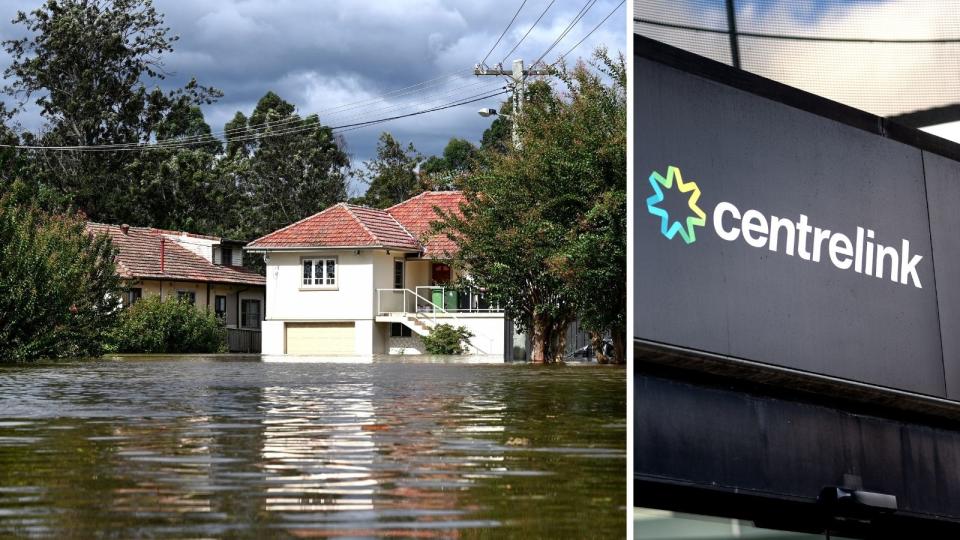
[326,259,336,285]
[303,260,312,285]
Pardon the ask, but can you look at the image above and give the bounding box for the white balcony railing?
[413,286,503,313]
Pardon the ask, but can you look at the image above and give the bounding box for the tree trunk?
[530,314,549,364]
[530,314,569,364]
[611,326,626,365]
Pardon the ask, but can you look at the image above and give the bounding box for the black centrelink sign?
[634,53,960,400]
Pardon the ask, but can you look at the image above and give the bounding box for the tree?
[109,296,226,354]
[421,137,479,190]
[0,184,123,362]
[359,132,423,208]
[2,0,222,223]
[222,91,350,240]
[438,50,626,364]
[554,52,627,363]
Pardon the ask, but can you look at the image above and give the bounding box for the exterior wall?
[163,234,216,263]
[129,279,264,329]
[404,260,431,290]
[262,320,284,354]
[265,250,377,321]
[445,314,505,356]
[259,249,502,356]
[388,334,426,355]
[371,251,396,314]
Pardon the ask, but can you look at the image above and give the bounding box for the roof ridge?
[382,209,420,247]
[385,191,427,211]
[248,203,346,247]
[341,204,393,246]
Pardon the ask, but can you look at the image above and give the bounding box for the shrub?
[110,296,226,354]
[0,191,122,362]
[421,324,473,355]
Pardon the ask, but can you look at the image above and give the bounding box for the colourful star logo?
[647,166,706,244]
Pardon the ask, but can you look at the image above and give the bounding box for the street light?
[477,108,518,149]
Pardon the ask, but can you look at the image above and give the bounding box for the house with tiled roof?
[245,191,507,357]
[87,223,266,343]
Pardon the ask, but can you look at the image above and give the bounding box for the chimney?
[160,237,165,273]
[120,224,130,235]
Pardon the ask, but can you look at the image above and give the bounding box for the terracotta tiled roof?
[246,203,421,251]
[245,192,465,258]
[86,223,265,286]
[388,191,465,258]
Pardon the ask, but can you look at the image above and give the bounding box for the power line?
[5,76,493,152]
[634,17,960,44]
[554,0,625,64]
[533,0,599,66]
[0,89,508,152]
[499,0,557,65]
[481,0,529,66]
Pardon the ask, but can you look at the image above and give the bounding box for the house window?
[177,291,196,305]
[215,295,227,319]
[390,322,412,338]
[394,260,404,289]
[302,258,337,287]
[241,299,261,329]
[221,247,233,266]
[127,288,142,306]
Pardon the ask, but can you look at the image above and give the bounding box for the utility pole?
[474,59,549,149]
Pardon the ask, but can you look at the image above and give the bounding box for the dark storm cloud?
[0,0,625,175]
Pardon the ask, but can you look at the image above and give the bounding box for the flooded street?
[0,356,625,538]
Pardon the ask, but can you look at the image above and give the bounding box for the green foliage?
[223,91,350,239]
[2,0,222,225]
[438,49,627,363]
[421,324,474,355]
[358,132,423,208]
[0,191,123,362]
[110,296,226,354]
[421,137,479,190]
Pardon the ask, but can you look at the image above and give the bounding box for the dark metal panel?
[634,372,960,521]
[635,55,945,396]
[921,150,960,400]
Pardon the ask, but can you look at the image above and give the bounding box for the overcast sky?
[636,0,960,142]
[0,0,625,185]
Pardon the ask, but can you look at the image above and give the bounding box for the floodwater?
[0,355,625,538]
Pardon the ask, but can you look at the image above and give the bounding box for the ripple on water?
[0,357,625,537]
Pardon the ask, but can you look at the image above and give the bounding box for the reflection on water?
[0,356,625,538]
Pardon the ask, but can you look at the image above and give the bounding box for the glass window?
[302,258,337,287]
[221,247,233,266]
[240,299,261,329]
[215,295,227,319]
[127,287,142,306]
[324,259,336,285]
[390,322,412,337]
[177,291,196,305]
[394,260,404,289]
[303,260,312,285]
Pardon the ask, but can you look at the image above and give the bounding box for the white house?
[245,191,508,357]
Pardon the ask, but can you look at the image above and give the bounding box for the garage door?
[285,322,355,355]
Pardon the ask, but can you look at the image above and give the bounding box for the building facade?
[635,35,960,537]
[87,223,266,341]
[246,192,507,357]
